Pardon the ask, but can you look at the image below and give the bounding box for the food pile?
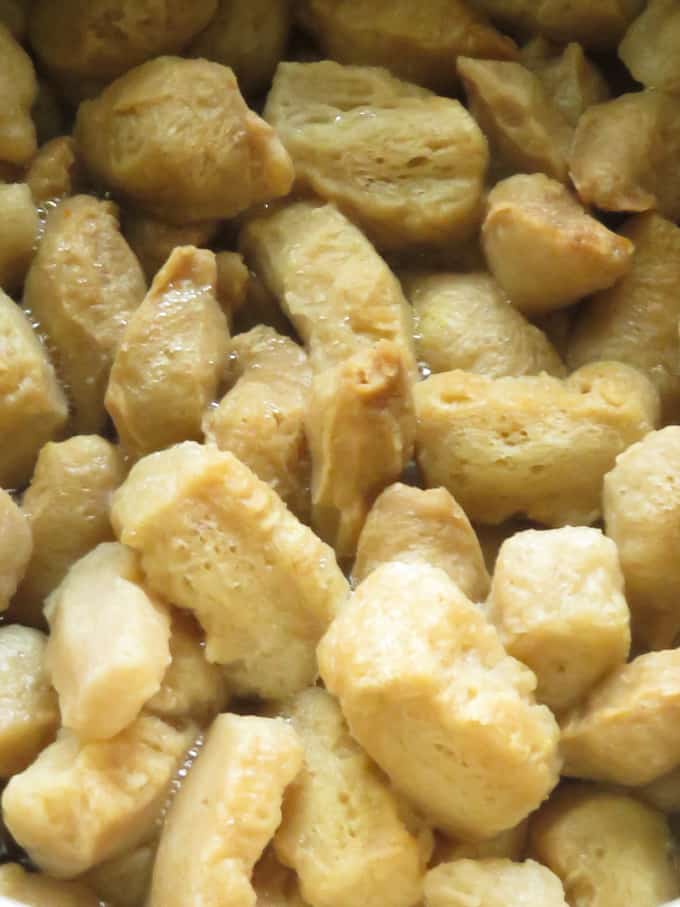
[1,1,680,905]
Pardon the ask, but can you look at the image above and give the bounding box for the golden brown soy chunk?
[0,22,37,166]
[0,183,38,293]
[352,482,490,603]
[240,201,416,375]
[148,714,303,907]
[424,859,567,907]
[265,61,489,251]
[111,442,349,699]
[75,57,294,224]
[29,0,218,101]
[295,0,516,93]
[105,246,229,462]
[529,785,680,907]
[11,435,124,629]
[203,325,312,521]
[568,213,680,424]
[414,363,660,527]
[0,289,68,490]
[318,561,561,841]
[403,271,566,379]
[189,0,291,97]
[0,488,31,612]
[619,0,680,91]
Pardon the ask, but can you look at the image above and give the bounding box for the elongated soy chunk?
[560,650,680,785]
[619,0,680,91]
[404,271,565,379]
[570,90,680,220]
[75,57,294,224]
[604,427,680,650]
[2,714,196,878]
[457,56,572,182]
[0,289,68,490]
[0,183,39,293]
[568,213,680,423]
[0,863,100,907]
[13,435,124,628]
[112,442,349,699]
[318,562,561,840]
[203,325,312,521]
[424,858,567,907]
[274,688,425,907]
[106,246,229,462]
[149,714,303,907]
[240,202,415,375]
[45,543,171,741]
[295,0,516,93]
[265,61,489,250]
[482,174,634,316]
[489,527,630,713]
[22,195,147,433]
[353,482,490,602]
[29,0,217,101]
[0,626,59,778]
[0,22,37,166]
[415,363,660,526]
[0,489,31,611]
[306,341,416,559]
[529,785,680,907]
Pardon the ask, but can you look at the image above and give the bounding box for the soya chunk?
[106,246,229,462]
[415,363,660,526]
[603,427,680,650]
[122,212,220,283]
[274,688,425,907]
[29,0,217,101]
[482,174,633,316]
[570,89,680,220]
[0,289,68,490]
[296,0,515,93]
[25,136,83,205]
[75,57,294,224]
[0,23,37,165]
[457,57,572,182]
[203,326,312,521]
[619,0,680,91]
[353,483,490,602]
[252,848,310,907]
[529,785,680,907]
[111,442,349,699]
[424,858,567,907]
[0,863,100,907]
[2,714,197,878]
[45,543,171,741]
[0,626,58,778]
[189,0,291,96]
[265,62,489,251]
[148,714,303,907]
[468,0,644,49]
[0,489,31,611]
[489,527,630,712]
[0,183,38,293]
[145,612,229,727]
[568,213,680,423]
[306,341,415,559]
[22,195,147,433]
[521,39,610,127]
[318,561,561,840]
[240,202,415,375]
[560,650,680,785]
[13,435,123,628]
[84,843,156,907]
[638,766,680,815]
[404,271,565,379]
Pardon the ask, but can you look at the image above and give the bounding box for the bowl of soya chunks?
[3,0,680,906]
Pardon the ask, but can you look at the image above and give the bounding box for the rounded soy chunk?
[0,489,31,612]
